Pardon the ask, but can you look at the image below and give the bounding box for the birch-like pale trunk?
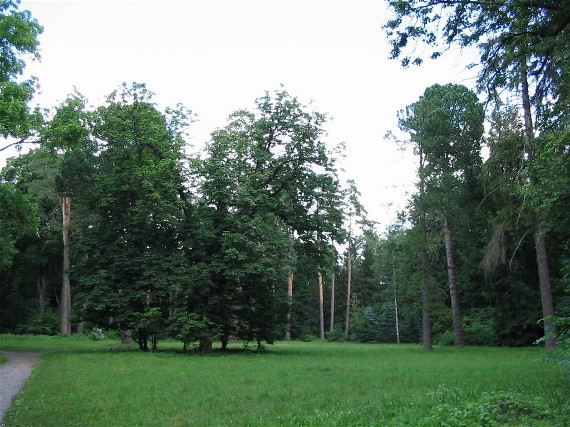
[344,246,352,339]
[318,269,324,339]
[285,271,293,341]
[60,196,72,336]
[329,271,335,333]
[394,287,400,344]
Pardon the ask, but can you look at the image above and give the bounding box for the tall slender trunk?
[443,212,464,346]
[418,145,433,349]
[520,60,556,350]
[329,271,335,333]
[420,251,433,350]
[394,287,400,344]
[344,245,352,339]
[285,271,293,341]
[61,196,72,336]
[37,270,46,316]
[318,269,324,339]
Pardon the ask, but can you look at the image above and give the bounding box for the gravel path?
[0,351,42,426]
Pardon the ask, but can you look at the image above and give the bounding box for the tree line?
[0,1,568,356]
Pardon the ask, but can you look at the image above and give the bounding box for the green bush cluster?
[17,309,60,335]
[425,389,554,426]
[542,315,570,383]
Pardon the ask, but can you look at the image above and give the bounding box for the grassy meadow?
[1,335,568,426]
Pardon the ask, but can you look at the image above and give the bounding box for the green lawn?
[1,336,568,426]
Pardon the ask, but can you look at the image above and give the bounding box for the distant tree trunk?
[199,337,213,354]
[318,269,325,339]
[394,278,400,344]
[285,271,293,341]
[443,212,464,346]
[329,271,335,333]
[36,271,46,316]
[221,321,229,351]
[520,60,556,350]
[138,329,149,351]
[60,196,72,336]
[418,146,433,350]
[344,247,352,339]
[151,335,158,351]
[533,215,556,348]
[120,329,133,345]
[420,251,433,350]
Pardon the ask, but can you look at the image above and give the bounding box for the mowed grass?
[1,336,568,426]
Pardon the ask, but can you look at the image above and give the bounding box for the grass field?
[1,335,568,426]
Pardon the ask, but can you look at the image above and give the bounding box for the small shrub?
[464,307,499,346]
[17,309,60,335]
[540,315,570,383]
[435,330,455,346]
[91,327,105,340]
[325,327,345,342]
[299,333,317,342]
[350,305,381,342]
[425,390,552,426]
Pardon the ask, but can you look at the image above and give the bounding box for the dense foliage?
[0,1,568,368]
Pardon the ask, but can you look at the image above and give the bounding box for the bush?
[540,315,570,384]
[464,307,499,346]
[425,389,552,426]
[435,330,455,346]
[299,333,318,342]
[91,327,105,340]
[325,327,345,342]
[350,305,381,342]
[17,309,60,335]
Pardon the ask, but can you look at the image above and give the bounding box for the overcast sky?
[7,0,477,232]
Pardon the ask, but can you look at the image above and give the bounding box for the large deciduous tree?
[0,0,42,274]
[0,0,43,148]
[74,83,191,351]
[195,89,344,348]
[0,181,37,270]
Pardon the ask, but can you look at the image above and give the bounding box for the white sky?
[5,0,477,232]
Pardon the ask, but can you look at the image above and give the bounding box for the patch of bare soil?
[0,351,42,426]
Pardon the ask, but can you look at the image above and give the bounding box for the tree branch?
[0,138,40,153]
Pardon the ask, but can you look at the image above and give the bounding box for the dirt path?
[0,351,42,426]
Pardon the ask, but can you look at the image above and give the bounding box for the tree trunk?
[76,321,84,335]
[36,272,46,316]
[318,269,324,339]
[344,247,352,339]
[394,287,400,344]
[520,60,556,350]
[534,214,556,349]
[221,324,229,351]
[138,329,149,351]
[60,196,72,336]
[199,337,213,354]
[285,271,293,341]
[418,146,433,350]
[329,271,335,333]
[420,251,433,350]
[443,213,464,346]
[120,329,133,345]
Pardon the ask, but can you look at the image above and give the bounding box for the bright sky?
[7,0,477,232]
